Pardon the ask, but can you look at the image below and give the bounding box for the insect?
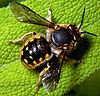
[9,2,97,95]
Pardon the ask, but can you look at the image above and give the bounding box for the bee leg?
[64,56,69,61]
[68,59,83,68]
[9,32,36,44]
[64,56,82,66]
[46,7,53,42]
[46,7,52,21]
[35,64,50,95]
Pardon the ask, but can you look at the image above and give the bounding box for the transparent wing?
[9,2,55,28]
[42,52,65,93]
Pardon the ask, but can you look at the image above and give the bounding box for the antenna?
[81,31,97,36]
[79,8,85,29]
[79,8,97,37]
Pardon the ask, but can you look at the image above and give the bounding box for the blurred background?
[67,69,100,96]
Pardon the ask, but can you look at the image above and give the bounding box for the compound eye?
[51,28,73,47]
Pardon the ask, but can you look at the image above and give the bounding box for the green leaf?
[71,69,100,96]
[0,0,99,96]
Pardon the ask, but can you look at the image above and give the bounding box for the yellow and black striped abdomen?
[20,36,51,69]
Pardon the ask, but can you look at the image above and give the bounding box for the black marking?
[79,8,85,29]
[21,36,51,68]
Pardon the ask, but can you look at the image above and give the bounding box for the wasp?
[9,2,97,95]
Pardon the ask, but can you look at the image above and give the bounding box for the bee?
[9,2,97,95]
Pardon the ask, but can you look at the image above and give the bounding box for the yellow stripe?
[26,46,28,51]
[33,61,37,65]
[21,51,23,55]
[25,40,29,46]
[29,56,33,59]
[39,57,43,62]
[36,36,41,39]
[24,59,28,64]
[29,38,34,42]
[45,53,49,58]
